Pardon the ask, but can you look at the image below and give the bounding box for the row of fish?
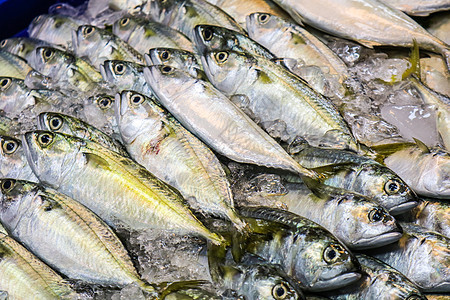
[0,0,449,299]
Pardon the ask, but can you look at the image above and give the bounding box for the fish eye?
[0,78,11,90]
[1,179,15,193]
[97,97,113,110]
[215,51,228,63]
[323,244,341,264]
[161,65,173,74]
[42,48,54,61]
[160,50,170,61]
[202,27,213,41]
[48,115,63,130]
[0,40,7,47]
[369,208,384,222]
[130,93,145,106]
[384,179,401,195]
[114,63,126,75]
[272,283,288,299]
[2,139,18,154]
[119,17,130,27]
[37,132,54,147]
[82,26,95,37]
[258,13,270,24]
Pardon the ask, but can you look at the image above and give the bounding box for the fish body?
[113,16,194,54]
[0,135,38,182]
[116,90,245,229]
[369,223,450,292]
[239,207,361,291]
[22,131,225,245]
[143,65,317,178]
[202,50,356,149]
[73,25,144,68]
[380,0,450,16]
[404,198,450,238]
[0,49,32,80]
[0,179,156,293]
[272,0,450,68]
[148,0,244,40]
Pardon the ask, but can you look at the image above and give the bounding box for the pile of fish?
[0,0,449,299]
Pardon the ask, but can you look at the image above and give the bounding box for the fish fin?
[156,280,209,298]
[402,39,421,80]
[83,152,111,170]
[207,241,228,283]
[412,138,430,153]
[301,176,335,200]
[370,142,416,162]
[255,68,273,84]
[230,229,247,263]
[287,136,310,155]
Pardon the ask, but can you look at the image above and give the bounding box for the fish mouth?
[310,272,361,291]
[351,231,403,250]
[389,201,418,215]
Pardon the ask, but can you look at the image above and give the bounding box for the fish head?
[73,25,104,61]
[420,148,450,197]
[38,112,89,141]
[192,25,238,55]
[29,14,77,49]
[0,135,29,176]
[22,131,83,188]
[144,65,196,100]
[203,50,254,95]
[0,77,36,114]
[112,15,140,42]
[32,47,69,77]
[0,38,30,60]
[352,164,417,215]
[83,94,116,130]
[100,60,143,89]
[147,48,198,69]
[246,13,282,40]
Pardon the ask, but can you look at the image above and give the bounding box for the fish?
[148,0,245,41]
[201,49,357,150]
[143,65,317,178]
[28,14,83,50]
[0,37,53,64]
[22,130,225,245]
[368,223,450,292]
[113,15,194,54]
[271,0,450,69]
[238,206,362,291]
[38,112,129,157]
[0,179,156,295]
[116,90,246,230]
[380,0,450,16]
[372,140,450,199]
[0,49,33,80]
[246,12,348,98]
[324,254,427,299]
[145,47,203,78]
[287,138,418,214]
[82,93,119,134]
[0,220,76,299]
[0,135,38,182]
[72,25,144,68]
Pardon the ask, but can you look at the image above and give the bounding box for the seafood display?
[0,0,449,299]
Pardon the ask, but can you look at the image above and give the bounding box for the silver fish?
[145,48,203,78]
[82,93,119,134]
[380,0,450,16]
[0,37,53,64]
[0,135,38,182]
[0,49,33,80]
[143,65,317,178]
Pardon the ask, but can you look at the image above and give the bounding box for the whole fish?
[205,0,293,27]
[271,0,450,69]
[28,14,83,50]
[324,254,426,299]
[145,48,203,78]
[0,179,156,294]
[148,0,245,40]
[22,130,225,245]
[113,16,194,54]
[0,37,53,64]
[0,222,76,300]
[0,49,33,80]
[143,65,317,178]
[287,139,417,214]
[116,90,245,230]
[0,135,38,182]
[38,112,129,157]
[73,25,144,68]
[369,223,450,292]
[238,207,362,291]
[246,13,348,98]
[202,50,357,150]
[380,0,450,16]
[373,141,450,198]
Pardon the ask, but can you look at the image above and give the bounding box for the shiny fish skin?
[116,90,245,229]
[369,223,450,292]
[0,226,76,300]
[0,179,156,294]
[0,77,37,115]
[239,207,362,291]
[0,37,53,64]
[145,48,203,78]
[22,131,225,245]
[113,15,194,54]
[380,0,450,16]
[0,49,33,80]
[143,65,317,178]
[202,50,357,150]
[0,135,38,182]
[148,0,245,40]
[272,0,450,68]
[73,25,144,69]
[38,112,129,157]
